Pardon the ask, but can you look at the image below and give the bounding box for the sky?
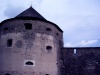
[0,0,100,47]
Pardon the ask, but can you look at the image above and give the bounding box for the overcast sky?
[0,0,100,47]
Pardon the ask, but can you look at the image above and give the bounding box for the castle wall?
[62,47,100,75]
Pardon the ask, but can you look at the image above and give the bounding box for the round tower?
[0,7,63,75]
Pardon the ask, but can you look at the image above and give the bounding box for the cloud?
[1,0,43,18]
[60,0,100,45]
[79,40,98,46]
[65,43,75,47]
[65,40,99,47]
[3,0,31,18]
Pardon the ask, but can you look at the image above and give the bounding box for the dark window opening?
[4,27,8,30]
[5,73,11,75]
[46,28,52,31]
[7,39,12,47]
[25,61,33,65]
[45,74,49,75]
[57,33,59,36]
[24,23,32,30]
[46,46,52,50]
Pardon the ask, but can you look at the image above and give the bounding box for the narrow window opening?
[45,74,49,75]
[46,28,52,31]
[5,73,11,75]
[46,46,52,50]
[7,39,12,47]
[24,23,32,30]
[25,61,34,65]
[4,27,8,30]
[74,49,77,54]
[57,33,59,36]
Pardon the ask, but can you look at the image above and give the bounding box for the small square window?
[7,39,12,47]
[24,23,32,30]
[46,46,52,50]
[4,27,8,30]
[5,73,11,75]
[56,33,59,36]
[45,74,49,75]
[46,28,52,31]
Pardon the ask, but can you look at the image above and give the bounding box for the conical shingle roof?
[16,7,46,20]
[1,7,63,32]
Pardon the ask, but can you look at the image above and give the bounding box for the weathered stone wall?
[0,20,63,40]
[62,47,100,75]
[0,19,63,75]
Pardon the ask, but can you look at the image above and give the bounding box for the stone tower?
[0,7,63,75]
